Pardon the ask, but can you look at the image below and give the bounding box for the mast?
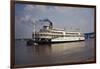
[33,21,35,41]
[32,20,36,41]
[32,20,38,45]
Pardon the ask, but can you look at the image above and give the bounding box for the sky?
[15,4,95,39]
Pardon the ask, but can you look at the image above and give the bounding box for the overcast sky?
[15,4,95,39]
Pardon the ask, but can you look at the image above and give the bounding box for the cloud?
[23,5,35,12]
[15,4,94,38]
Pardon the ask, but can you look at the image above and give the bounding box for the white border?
[0,0,100,69]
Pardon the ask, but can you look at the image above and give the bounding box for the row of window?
[33,34,84,37]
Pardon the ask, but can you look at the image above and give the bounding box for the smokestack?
[39,19,53,29]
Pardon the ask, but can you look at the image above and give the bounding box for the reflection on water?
[15,38,95,66]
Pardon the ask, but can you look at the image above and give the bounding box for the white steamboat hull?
[51,37,85,43]
[27,37,85,45]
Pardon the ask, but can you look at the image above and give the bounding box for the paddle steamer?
[31,19,85,44]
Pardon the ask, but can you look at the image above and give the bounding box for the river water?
[15,38,95,66]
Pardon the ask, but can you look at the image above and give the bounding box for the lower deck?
[27,37,85,45]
